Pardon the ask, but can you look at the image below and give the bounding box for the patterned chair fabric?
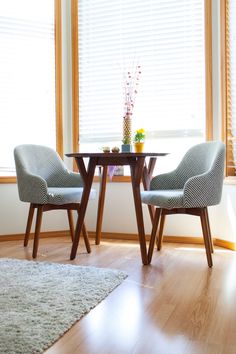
[14,144,95,259]
[141,141,225,209]
[14,144,96,205]
[141,141,226,268]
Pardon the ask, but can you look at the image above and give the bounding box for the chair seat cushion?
[47,187,96,205]
[141,189,184,209]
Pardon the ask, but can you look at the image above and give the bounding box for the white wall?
[1,0,236,243]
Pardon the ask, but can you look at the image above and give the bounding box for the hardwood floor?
[1,236,236,354]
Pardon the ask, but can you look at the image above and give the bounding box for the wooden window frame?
[221,0,235,177]
[71,0,213,182]
[0,0,63,184]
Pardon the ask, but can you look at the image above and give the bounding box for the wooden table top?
[66,152,168,158]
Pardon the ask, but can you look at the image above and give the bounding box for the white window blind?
[78,0,206,155]
[226,0,236,175]
[0,0,56,176]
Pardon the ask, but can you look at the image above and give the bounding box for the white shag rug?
[0,258,127,354]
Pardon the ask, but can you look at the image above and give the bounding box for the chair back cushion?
[149,141,225,208]
[175,141,223,183]
[14,144,65,180]
[182,141,225,207]
[14,144,83,204]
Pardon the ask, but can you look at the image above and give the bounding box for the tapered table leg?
[70,157,97,260]
[95,166,108,245]
[142,158,157,223]
[129,157,148,265]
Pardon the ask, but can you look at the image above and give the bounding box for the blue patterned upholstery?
[141,141,225,209]
[14,144,96,205]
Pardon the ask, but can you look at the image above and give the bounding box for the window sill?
[224,176,236,185]
[93,175,131,183]
[4,175,234,185]
[0,175,130,184]
[0,176,17,184]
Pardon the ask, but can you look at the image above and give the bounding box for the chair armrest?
[17,173,48,204]
[183,171,223,207]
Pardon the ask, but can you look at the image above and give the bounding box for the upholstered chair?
[14,144,96,258]
[141,141,225,267]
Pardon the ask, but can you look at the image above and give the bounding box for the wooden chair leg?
[32,206,43,259]
[200,208,213,268]
[24,203,35,247]
[82,223,91,253]
[205,208,214,253]
[148,208,162,263]
[67,210,75,241]
[157,212,165,251]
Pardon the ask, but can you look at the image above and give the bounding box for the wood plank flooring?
[1,236,236,354]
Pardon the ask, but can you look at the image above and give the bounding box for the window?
[72,0,212,172]
[221,0,236,177]
[0,0,62,183]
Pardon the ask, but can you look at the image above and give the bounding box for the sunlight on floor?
[224,256,236,302]
[175,246,235,254]
[100,240,139,248]
[84,284,143,348]
[83,282,198,352]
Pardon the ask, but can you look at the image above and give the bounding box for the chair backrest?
[181,141,226,207]
[14,144,67,182]
[14,144,78,203]
[175,141,225,186]
[150,141,225,207]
